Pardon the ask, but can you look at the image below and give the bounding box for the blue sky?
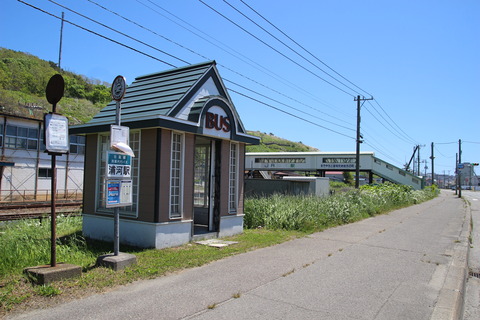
[2,0,479,177]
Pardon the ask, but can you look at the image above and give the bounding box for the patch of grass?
[0,279,31,311]
[0,223,302,316]
[0,216,97,278]
[35,285,62,297]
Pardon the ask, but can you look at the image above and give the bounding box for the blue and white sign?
[106,151,132,179]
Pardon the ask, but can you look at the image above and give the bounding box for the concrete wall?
[245,179,311,197]
[282,176,330,197]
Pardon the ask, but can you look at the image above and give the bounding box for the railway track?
[0,201,82,221]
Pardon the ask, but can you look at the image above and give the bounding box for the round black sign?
[111,75,127,101]
[46,74,65,105]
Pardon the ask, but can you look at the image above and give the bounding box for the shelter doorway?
[193,137,221,235]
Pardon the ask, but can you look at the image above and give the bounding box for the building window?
[5,125,39,150]
[96,131,140,217]
[229,143,238,213]
[69,135,86,154]
[38,167,53,178]
[170,132,184,219]
[0,123,3,147]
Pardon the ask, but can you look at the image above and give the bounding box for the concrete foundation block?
[96,252,137,271]
[24,263,82,285]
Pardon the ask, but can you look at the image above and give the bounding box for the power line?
[19,0,424,165]
[361,130,408,164]
[89,0,354,121]
[225,78,355,132]
[228,88,355,139]
[238,0,373,98]
[18,0,177,68]
[87,0,356,123]
[363,103,415,145]
[222,0,364,97]
[137,0,340,110]
[366,100,418,145]
[48,0,190,65]
[363,141,402,166]
[371,99,418,144]
[197,0,356,97]
[20,0,357,141]
[434,145,455,158]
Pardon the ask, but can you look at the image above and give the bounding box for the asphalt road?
[462,190,480,320]
[9,190,470,320]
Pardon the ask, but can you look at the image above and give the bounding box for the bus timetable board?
[106,180,132,207]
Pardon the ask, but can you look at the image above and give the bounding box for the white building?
[0,113,85,202]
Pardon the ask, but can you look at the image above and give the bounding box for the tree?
[343,171,354,185]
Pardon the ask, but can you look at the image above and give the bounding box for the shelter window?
[96,131,140,217]
[69,135,85,154]
[170,132,184,219]
[229,143,238,213]
[194,144,210,207]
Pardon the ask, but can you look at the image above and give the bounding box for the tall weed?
[244,183,439,231]
[0,216,96,277]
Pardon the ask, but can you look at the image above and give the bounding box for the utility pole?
[417,145,421,177]
[430,142,435,186]
[58,12,65,69]
[455,153,458,195]
[354,95,373,188]
[458,139,462,198]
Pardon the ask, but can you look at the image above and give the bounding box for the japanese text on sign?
[106,152,131,178]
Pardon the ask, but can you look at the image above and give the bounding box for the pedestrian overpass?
[245,152,423,190]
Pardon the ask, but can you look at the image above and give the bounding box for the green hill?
[246,131,319,152]
[0,47,110,124]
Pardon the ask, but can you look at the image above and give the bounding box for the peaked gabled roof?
[70,61,259,144]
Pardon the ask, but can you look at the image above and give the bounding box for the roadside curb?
[430,200,471,320]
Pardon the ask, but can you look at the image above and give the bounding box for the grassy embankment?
[0,183,438,315]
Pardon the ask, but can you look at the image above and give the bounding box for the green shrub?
[244,183,439,232]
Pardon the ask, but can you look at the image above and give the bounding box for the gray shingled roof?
[70,61,259,144]
[87,61,215,125]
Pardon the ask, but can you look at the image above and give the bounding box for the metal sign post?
[111,76,127,256]
[95,76,136,271]
[44,74,68,267]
